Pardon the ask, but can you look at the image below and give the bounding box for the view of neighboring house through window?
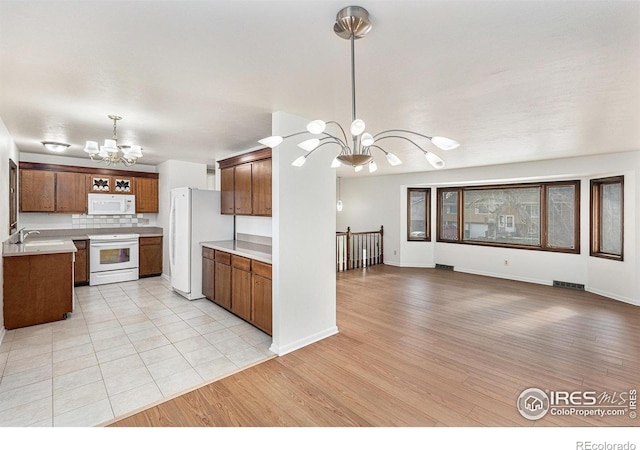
[591,176,624,260]
[463,186,541,246]
[547,183,578,249]
[438,189,459,241]
[436,181,580,253]
[407,188,430,241]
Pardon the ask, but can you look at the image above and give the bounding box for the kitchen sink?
[23,240,66,247]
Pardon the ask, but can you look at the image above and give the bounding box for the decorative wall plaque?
[92,177,110,192]
[114,178,131,192]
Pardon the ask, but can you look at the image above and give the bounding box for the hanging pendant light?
[258,6,459,173]
[84,115,143,166]
[337,176,343,211]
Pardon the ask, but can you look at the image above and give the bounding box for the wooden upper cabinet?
[218,148,272,217]
[20,169,55,212]
[220,167,235,215]
[252,159,272,216]
[234,163,252,215]
[134,177,159,213]
[56,172,88,213]
[19,163,159,215]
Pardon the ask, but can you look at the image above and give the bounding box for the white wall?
[156,159,208,278]
[271,111,338,355]
[236,215,272,238]
[0,117,21,341]
[338,151,640,306]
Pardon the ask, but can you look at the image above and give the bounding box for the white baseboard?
[161,273,170,282]
[0,327,5,347]
[270,326,339,356]
[383,261,401,267]
[586,287,639,307]
[384,261,435,268]
[456,267,552,287]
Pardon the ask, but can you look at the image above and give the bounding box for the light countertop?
[201,240,272,264]
[3,239,78,257]
[3,227,163,257]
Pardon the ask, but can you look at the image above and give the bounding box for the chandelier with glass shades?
[258,6,459,173]
[83,115,143,166]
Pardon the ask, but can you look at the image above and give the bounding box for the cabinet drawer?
[214,250,231,265]
[202,247,215,260]
[140,236,162,246]
[73,240,87,250]
[252,261,272,279]
[232,255,251,271]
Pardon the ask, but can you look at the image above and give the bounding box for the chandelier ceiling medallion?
[83,115,143,166]
[259,6,459,173]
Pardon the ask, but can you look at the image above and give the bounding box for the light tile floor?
[0,277,275,427]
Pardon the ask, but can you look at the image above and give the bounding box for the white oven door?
[90,240,139,273]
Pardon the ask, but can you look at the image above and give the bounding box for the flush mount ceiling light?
[258,6,460,173]
[41,141,70,153]
[83,115,143,166]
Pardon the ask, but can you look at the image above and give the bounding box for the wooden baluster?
[380,225,384,264]
[347,227,352,270]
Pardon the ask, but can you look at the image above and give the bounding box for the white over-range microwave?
[88,194,136,215]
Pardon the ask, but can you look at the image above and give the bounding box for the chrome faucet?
[16,228,40,244]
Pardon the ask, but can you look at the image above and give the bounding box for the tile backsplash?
[71,213,151,228]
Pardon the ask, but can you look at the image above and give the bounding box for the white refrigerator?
[169,187,234,300]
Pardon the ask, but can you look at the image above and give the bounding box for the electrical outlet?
[394,250,397,255]
[504,259,509,266]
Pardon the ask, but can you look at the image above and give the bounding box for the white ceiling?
[1,0,639,177]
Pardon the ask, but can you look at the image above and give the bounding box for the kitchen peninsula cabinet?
[218,148,271,217]
[202,247,272,335]
[3,251,74,329]
[139,236,162,276]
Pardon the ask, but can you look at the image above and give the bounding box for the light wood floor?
[109,265,639,427]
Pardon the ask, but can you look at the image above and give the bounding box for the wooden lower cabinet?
[232,267,252,321]
[214,258,232,310]
[202,248,215,300]
[3,252,74,329]
[139,236,163,277]
[252,274,272,335]
[203,249,272,335]
[73,240,89,286]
